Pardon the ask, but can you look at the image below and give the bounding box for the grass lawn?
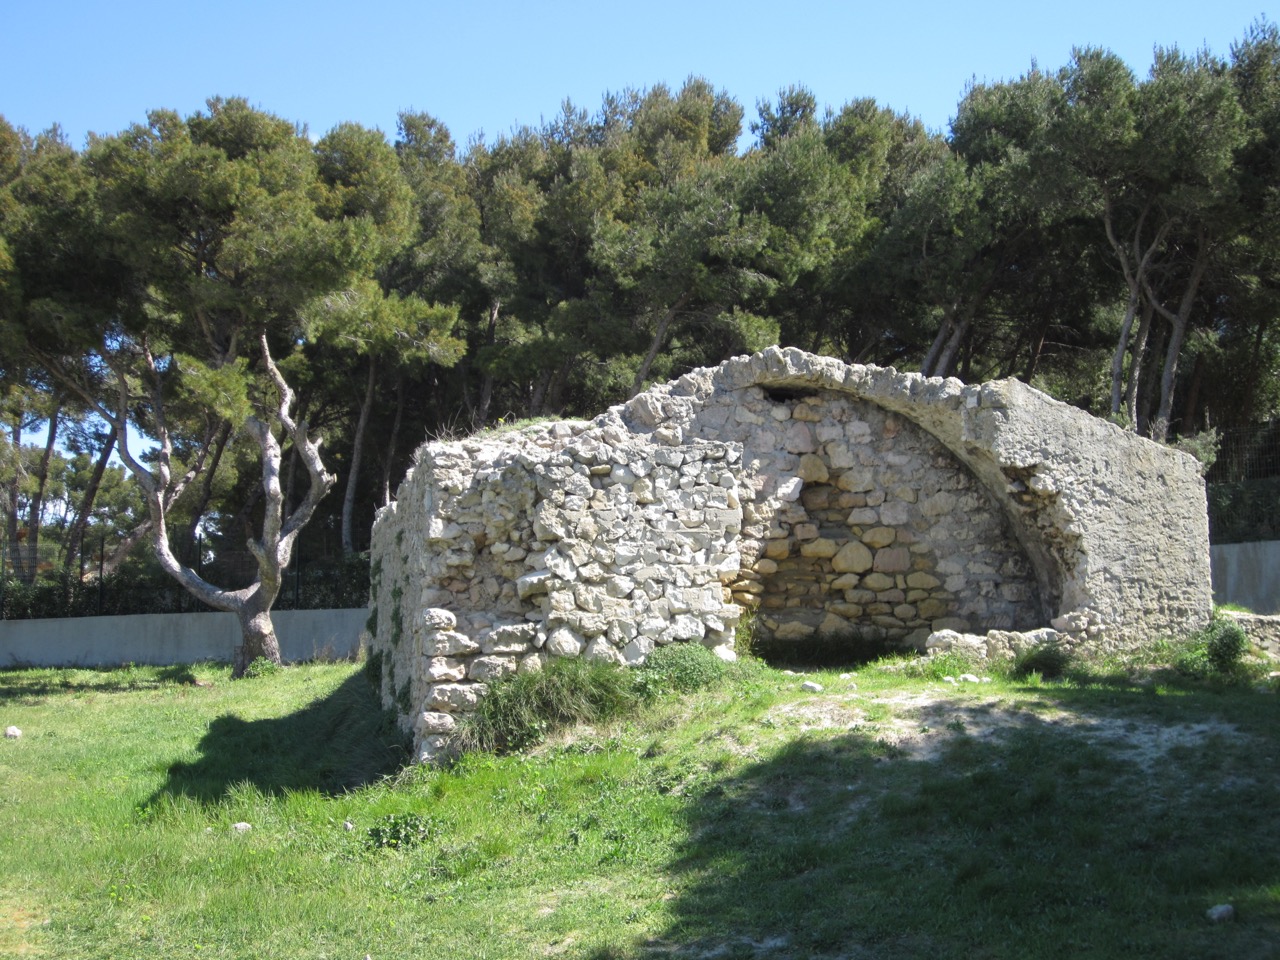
[1,649,1278,959]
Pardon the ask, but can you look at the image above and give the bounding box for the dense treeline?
[3,23,1278,667]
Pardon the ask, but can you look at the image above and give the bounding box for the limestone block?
[800,538,839,558]
[797,454,829,483]
[879,501,912,526]
[426,630,481,657]
[918,598,950,619]
[422,608,458,630]
[776,477,804,502]
[482,622,538,653]
[819,612,850,634]
[906,571,942,590]
[546,627,584,657]
[763,540,792,560]
[784,422,816,453]
[836,468,874,493]
[773,621,816,640]
[832,541,873,574]
[861,572,895,591]
[585,638,626,664]
[416,711,457,734]
[861,527,896,549]
[428,682,489,712]
[469,655,519,681]
[518,652,547,673]
[516,570,553,599]
[427,657,468,682]
[872,546,911,573]
[667,615,706,641]
[846,507,879,526]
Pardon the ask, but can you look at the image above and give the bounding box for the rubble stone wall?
[369,348,1212,760]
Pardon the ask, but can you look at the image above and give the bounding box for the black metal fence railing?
[1206,421,1280,484]
[0,547,370,621]
[1203,420,1280,545]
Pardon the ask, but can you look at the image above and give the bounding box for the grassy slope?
[0,656,1278,959]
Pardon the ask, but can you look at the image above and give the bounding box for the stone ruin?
[367,347,1212,760]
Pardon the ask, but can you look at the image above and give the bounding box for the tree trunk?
[1110,290,1141,417]
[932,314,971,379]
[232,588,283,675]
[1123,299,1155,428]
[630,294,690,398]
[6,412,26,582]
[477,299,501,424]
[381,372,406,508]
[341,355,377,555]
[25,399,62,576]
[1152,242,1211,441]
[62,430,117,576]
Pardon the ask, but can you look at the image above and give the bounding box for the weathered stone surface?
[832,541,874,574]
[416,711,457,734]
[370,347,1211,760]
[424,630,481,657]
[422,608,457,630]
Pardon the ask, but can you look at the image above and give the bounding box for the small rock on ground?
[4,726,20,739]
[1206,904,1235,923]
[801,681,824,693]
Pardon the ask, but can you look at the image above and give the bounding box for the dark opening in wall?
[761,386,818,404]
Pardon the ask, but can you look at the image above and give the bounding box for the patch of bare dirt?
[765,687,1252,770]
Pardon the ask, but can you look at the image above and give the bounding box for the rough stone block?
[832,541,873,574]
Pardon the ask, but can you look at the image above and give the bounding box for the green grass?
[1,651,1278,958]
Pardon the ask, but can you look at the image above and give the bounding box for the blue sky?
[3,0,1271,150]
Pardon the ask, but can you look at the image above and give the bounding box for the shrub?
[637,642,727,695]
[242,657,282,679]
[1012,643,1074,680]
[451,656,643,754]
[1174,619,1250,680]
[1205,620,1249,672]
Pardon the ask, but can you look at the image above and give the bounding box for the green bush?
[451,656,643,755]
[637,642,727,695]
[1012,643,1074,680]
[1206,620,1249,672]
[242,656,282,679]
[1174,619,1251,680]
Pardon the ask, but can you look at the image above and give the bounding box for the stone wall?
[369,348,1212,760]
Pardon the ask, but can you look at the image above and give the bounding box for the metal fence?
[1204,420,1280,545]
[0,543,369,620]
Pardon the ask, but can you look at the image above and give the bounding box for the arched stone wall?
[720,390,1042,649]
[369,348,1212,760]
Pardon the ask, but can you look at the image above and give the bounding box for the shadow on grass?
[640,681,1280,960]
[148,672,407,805]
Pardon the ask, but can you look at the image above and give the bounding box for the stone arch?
[685,386,1044,653]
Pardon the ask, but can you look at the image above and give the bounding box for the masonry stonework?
[368,348,1212,760]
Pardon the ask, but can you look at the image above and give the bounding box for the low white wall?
[0,608,368,668]
[1211,542,1280,615]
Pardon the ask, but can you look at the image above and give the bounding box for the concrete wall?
[0,608,368,668]
[1212,542,1280,615]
